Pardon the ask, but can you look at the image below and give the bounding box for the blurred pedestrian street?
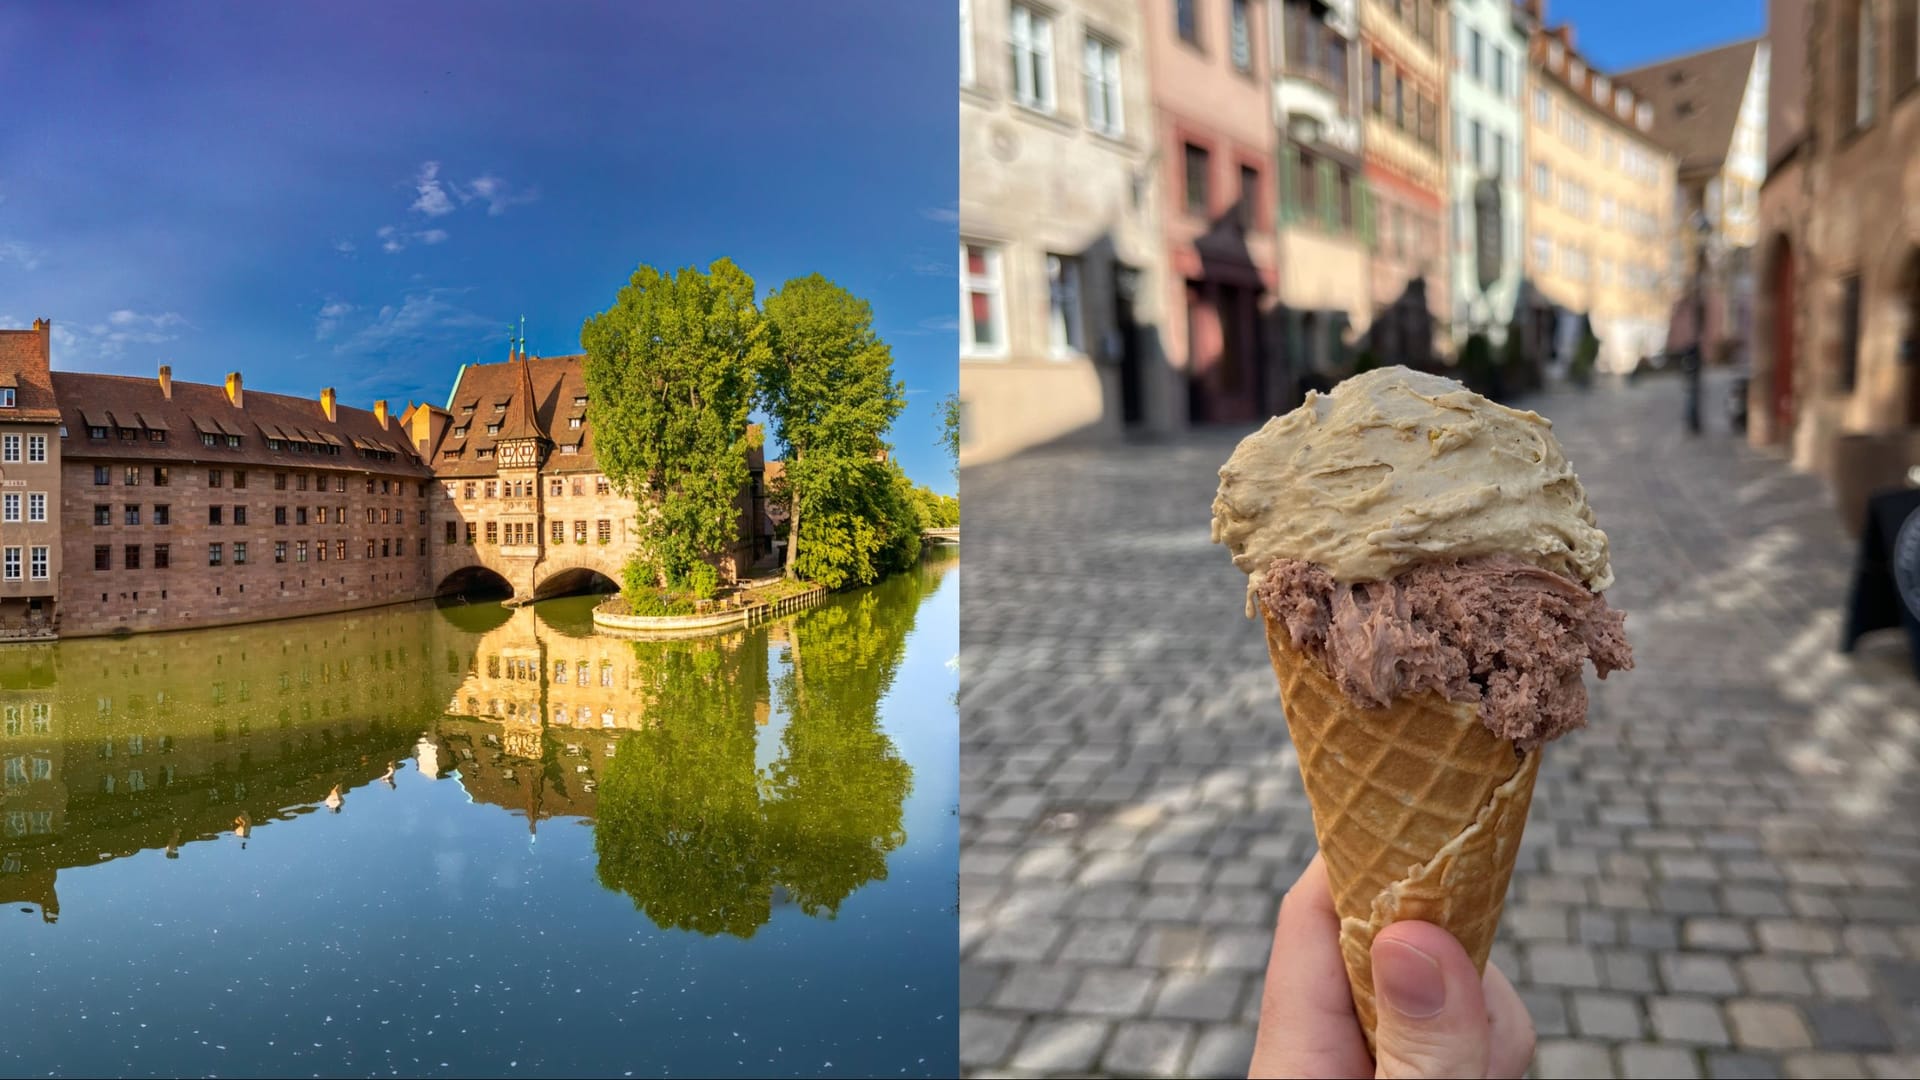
[960,371,1920,1079]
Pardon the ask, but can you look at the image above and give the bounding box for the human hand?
[1247,854,1535,1079]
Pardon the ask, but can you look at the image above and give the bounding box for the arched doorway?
[436,565,512,603]
[532,567,620,602]
[1766,237,1797,441]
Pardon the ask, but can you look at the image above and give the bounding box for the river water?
[0,549,958,1077]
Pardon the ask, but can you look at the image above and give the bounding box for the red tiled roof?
[1617,39,1761,178]
[51,371,430,474]
[0,324,66,424]
[432,354,595,477]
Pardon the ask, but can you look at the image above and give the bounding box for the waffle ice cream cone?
[1264,614,1539,1047]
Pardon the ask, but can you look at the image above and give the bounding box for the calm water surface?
[0,550,958,1077]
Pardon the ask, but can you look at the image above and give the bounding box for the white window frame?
[1,494,16,523]
[1083,34,1124,137]
[29,546,46,580]
[960,242,1008,358]
[0,390,13,408]
[3,547,19,581]
[1,434,18,463]
[960,0,974,85]
[1858,2,1878,127]
[26,435,45,463]
[1009,3,1056,113]
[1046,253,1086,357]
[26,492,43,522]
[1533,162,1551,198]
[1532,234,1551,269]
[1532,87,1550,125]
[1229,0,1252,73]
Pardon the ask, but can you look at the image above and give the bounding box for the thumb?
[1369,922,1493,1079]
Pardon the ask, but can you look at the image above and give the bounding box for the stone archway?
[532,566,620,601]
[436,565,513,601]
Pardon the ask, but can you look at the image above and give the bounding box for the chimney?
[320,387,337,423]
[21,318,51,372]
[225,372,244,408]
[158,364,173,400]
[374,399,389,429]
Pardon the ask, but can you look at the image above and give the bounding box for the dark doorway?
[1905,254,1920,426]
[1115,264,1146,427]
[1769,240,1796,440]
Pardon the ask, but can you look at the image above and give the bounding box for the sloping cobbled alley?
[959,372,1920,1079]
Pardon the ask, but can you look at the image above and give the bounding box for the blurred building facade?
[957,0,1174,465]
[1619,39,1770,370]
[1760,0,1920,518]
[1446,0,1530,347]
[1520,9,1678,374]
[1270,0,1373,391]
[1145,0,1284,425]
[1358,0,1450,365]
[1750,0,1811,450]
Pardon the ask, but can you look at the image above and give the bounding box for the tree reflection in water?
[593,554,950,938]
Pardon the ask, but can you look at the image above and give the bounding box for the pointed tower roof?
[496,349,550,443]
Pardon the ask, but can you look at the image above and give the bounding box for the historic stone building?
[423,347,771,604]
[0,322,66,638]
[1358,0,1450,363]
[957,0,1174,465]
[1446,0,1531,348]
[1521,5,1678,374]
[1750,0,1811,450]
[1754,0,1920,523]
[44,342,436,637]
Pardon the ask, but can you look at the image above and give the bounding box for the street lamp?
[1685,210,1713,435]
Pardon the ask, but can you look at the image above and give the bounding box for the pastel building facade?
[1446,0,1530,344]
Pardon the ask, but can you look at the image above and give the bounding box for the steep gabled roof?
[1617,39,1761,178]
[496,353,551,444]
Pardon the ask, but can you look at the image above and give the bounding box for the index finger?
[1248,853,1372,1079]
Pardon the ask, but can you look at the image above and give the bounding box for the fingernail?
[1375,939,1447,1019]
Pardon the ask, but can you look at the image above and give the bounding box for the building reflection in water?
[0,550,953,937]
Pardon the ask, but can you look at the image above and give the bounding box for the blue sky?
[1542,0,1766,71]
[0,1,959,493]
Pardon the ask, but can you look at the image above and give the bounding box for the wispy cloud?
[334,289,496,357]
[0,239,43,271]
[333,239,357,254]
[376,224,450,254]
[900,314,958,337]
[66,309,191,362]
[314,299,354,341]
[410,161,456,217]
[908,252,953,277]
[462,174,539,216]
[920,204,959,225]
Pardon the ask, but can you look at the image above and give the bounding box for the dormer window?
[486,423,500,436]
[1636,102,1652,129]
[121,428,138,441]
[266,437,283,450]
[453,426,468,439]
[573,396,587,407]
[150,430,165,442]
[1570,59,1585,85]
[569,417,583,429]
[0,389,14,408]
[1593,76,1610,104]
[201,432,217,447]
[1548,41,1564,70]
[226,435,241,448]
[88,426,107,439]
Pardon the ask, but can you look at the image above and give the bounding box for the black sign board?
[1841,487,1920,678]
[1474,179,1503,294]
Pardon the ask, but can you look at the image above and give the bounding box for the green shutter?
[1279,145,1299,224]
[1318,161,1337,230]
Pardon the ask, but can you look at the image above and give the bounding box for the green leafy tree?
[937,392,960,478]
[582,258,766,598]
[759,275,906,583]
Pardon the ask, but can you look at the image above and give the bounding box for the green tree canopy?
[759,275,905,584]
[937,392,960,477]
[581,258,766,597]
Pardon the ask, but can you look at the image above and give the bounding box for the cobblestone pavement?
[959,372,1920,1079]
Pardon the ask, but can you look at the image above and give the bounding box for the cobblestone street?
[959,372,1920,1079]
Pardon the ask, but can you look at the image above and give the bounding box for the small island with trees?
[581,257,955,630]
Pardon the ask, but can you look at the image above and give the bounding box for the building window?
[1184,142,1210,216]
[1009,3,1056,112]
[27,492,44,522]
[294,540,307,562]
[1468,27,1483,82]
[1393,73,1405,128]
[30,546,48,579]
[960,242,1006,357]
[208,506,222,526]
[1840,275,1863,392]
[2,547,17,580]
[1469,118,1484,172]
[1238,163,1261,230]
[598,520,612,543]
[596,476,611,495]
[1493,132,1508,178]
[89,426,107,440]
[296,474,308,492]
[124,467,141,487]
[1046,254,1085,356]
[1176,0,1198,45]
[335,539,347,560]
[208,543,223,567]
[94,545,109,571]
[1,494,16,522]
[575,520,588,543]
[1532,86,1550,125]
[2,434,19,462]
[1369,57,1383,113]
[209,469,222,488]
[0,390,12,408]
[1494,48,1510,97]
[274,472,287,490]
[1230,0,1252,72]
[124,505,139,526]
[1083,35,1124,136]
[154,504,169,525]
[485,521,498,544]
[551,519,565,544]
[93,505,110,526]
[274,541,286,564]
[94,466,109,485]
[234,506,247,526]
[1532,234,1551,269]
[1534,162,1551,199]
[124,544,140,570]
[153,466,168,486]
